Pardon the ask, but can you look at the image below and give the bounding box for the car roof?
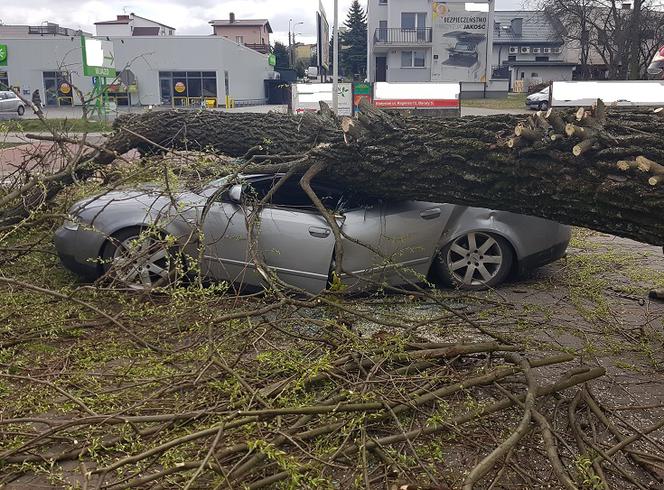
[0,91,17,96]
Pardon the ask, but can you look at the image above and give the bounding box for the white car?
[526,87,550,110]
[0,91,25,116]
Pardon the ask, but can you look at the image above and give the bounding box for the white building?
[95,14,175,37]
[0,29,273,107]
[491,11,575,91]
[365,1,575,95]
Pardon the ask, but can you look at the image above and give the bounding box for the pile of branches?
[1,337,617,489]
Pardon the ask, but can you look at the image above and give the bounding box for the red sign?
[374,99,458,108]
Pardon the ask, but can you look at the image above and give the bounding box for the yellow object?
[225,96,235,109]
[205,98,216,108]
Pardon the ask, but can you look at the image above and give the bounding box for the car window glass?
[244,176,376,212]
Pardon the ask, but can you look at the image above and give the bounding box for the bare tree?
[546,0,664,79]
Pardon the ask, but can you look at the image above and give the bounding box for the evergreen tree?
[340,0,367,78]
[272,41,290,69]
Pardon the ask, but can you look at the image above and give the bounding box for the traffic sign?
[81,36,117,77]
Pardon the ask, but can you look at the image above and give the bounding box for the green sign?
[353,82,371,95]
[268,54,276,67]
[81,36,116,78]
[0,45,7,66]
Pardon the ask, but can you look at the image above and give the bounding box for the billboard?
[81,37,117,78]
[430,2,489,83]
[292,83,352,116]
[317,0,330,71]
[551,81,664,107]
[0,44,7,67]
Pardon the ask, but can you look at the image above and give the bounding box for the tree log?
[85,105,664,245]
[3,104,664,246]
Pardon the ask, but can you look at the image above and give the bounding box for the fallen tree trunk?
[101,103,664,245]
[3,102,664,245]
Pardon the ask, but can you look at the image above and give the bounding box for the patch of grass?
[0,118,112,133]
[0,142,23,149]
[461,92,527,110]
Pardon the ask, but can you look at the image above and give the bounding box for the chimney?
[621,2,632,9]
[229,12,236,23]
[117,15,130,21]
[511,17,523,37]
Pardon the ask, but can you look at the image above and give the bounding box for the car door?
[0,93,8,112]
[339,199,454,290]
[200,198,261,290]
[200,176,336,293]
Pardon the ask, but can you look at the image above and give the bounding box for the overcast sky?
[1,0,528,44]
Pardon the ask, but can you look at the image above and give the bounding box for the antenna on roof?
[122,5,130,14]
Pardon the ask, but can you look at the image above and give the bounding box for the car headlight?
[63,218,80,231]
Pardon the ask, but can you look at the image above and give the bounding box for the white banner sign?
[431,2,489,83]
[292,83,352,116]
[551,81,664,107]
[373,82,460,108]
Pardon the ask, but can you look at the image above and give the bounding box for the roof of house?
[209,19,273,33]
[493,11,563,44]
[95,14,175,30]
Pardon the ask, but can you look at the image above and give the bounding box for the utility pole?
[628,0,642,80]
[288,19,293,68]
[332,0,339,114]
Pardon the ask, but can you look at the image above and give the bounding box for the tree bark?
[3,104,664,246]
[99,104,664,246]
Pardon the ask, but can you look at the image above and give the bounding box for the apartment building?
[366,0,495,85]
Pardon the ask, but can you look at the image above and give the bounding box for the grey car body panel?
[55,175,571,293]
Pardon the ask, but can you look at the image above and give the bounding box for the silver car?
[54,174,571,292]
[0,91,26,116]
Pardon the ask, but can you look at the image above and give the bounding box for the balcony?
[244,43,270,54]
[374,28,432,46]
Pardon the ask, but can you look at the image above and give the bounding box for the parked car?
[0,91,26,116]
[526,86,550,110]
[55,174,571,292]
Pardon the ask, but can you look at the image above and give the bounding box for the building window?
[42,71,72,106]
[377,20,388,41]
[379,0,387,4]
[401,12,426,30]
[236,35,244,44]
[531,72,539,77]
[508,55,517,61]
[159,71,217,107]
[535,56,549,62]
[0,71,8,90]
[401,50,426,68]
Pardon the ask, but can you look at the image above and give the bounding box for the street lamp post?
[332,0,339,114]
[288,19,304,69]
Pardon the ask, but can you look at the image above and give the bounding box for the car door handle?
[420,208,441,220]
[309,226,331,238]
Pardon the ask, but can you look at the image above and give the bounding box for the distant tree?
[544,0,664,80]
[340,0,367,78]
[272,41,290,69]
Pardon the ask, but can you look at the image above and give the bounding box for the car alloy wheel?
[436,231,513,290]
[539,101,549,111]
[17,105,25,116]
[102,229,179,289]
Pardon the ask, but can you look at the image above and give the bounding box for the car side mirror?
[228,184,243,203]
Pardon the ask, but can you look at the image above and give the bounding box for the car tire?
[17,105,25,116]
[434,231,514,291]
[101,227,184,289]
[538,101,549,111]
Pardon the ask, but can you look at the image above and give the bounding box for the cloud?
[1,0,526,43]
